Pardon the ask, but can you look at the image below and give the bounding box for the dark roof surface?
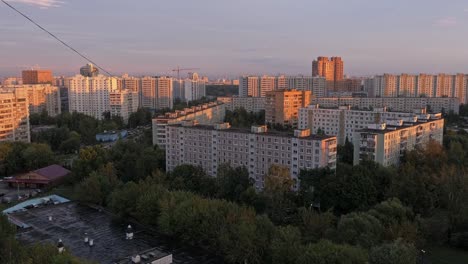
[34,165,71,180]
[10,202,221,264]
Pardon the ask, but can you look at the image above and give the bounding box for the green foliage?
[337,138,354,165]
[334,212,384,248]
[298,208,336,244]
[75,163,121,205]
[206,85,238,97]
[369,239,417,264]
[167,164,217,197]
[296,240,368,264]
[271,226,304,264]
[216,164,252,202]
[224,108,265,128]
[0,142,56,176]
[127,108,153,129]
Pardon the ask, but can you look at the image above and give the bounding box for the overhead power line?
[1,0,113,76]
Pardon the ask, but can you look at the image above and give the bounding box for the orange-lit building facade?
[265,89,312,128]
[0,89,30,143]
[312,56,344,92]
[22,70,53,85]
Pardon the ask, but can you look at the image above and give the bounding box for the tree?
[334,212,384,249]
[216,163,252,202]
[75,163,121,205]
[338,138,354,165]
[296,240,368,264]
[271,226,304,264]
[264,164,294,195]
[369,239,417,264]
[167,165,217,197]
[298,208,336,244]
[22,143,55,170]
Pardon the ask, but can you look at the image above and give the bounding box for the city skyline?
[1,0,468,77]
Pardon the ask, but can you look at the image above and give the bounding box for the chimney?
[131,255,141,263]
[84,233,89,243]
[89,239,94,247]
[126,225,134,240]
[57,239,65,254]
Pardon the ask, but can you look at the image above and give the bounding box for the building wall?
[353,118,444,167]
[22,70,53,85]
[152,102,226,148]
[166,124,337,190]
[110,90,139,124]
[140,77,173,110]
[67,75,118,120]
[217,97,266,113]
[265,90,312,127]
[0,89,30,143]
[0,85,61,116]
[299,105,432,145]
[310,97,460,114]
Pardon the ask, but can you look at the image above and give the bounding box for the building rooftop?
[168,123,336,141]
[34,165,71,181]
[154,102,224,121]
[7,202,221,264]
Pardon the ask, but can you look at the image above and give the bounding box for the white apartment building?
[184,79,206,102]
[239,75,326,98]
[67,75,118,120]
[365,73,468,104]
[110,90,139,124]
[217,96,266,113]
[152,102,225,148]
[353,116,444,167]
[0,84,61,116]
[140,76,173,110]
[298,105,432,145]
[0,89,30,143]
[166,123,337,190]
[310,97,460,114]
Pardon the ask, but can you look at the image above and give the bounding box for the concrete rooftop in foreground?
[7,202,221,264]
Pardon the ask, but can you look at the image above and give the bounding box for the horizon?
[1,0,468,78]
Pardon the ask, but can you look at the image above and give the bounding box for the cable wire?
[1,0,113,76]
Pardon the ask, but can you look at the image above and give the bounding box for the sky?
[1,0,468,78]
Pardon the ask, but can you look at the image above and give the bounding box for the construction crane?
[172,66,200,80]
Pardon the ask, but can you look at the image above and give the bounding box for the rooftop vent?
[251,125,268,134]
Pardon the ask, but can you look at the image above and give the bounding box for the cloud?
[6,0,64,8]
[434,17,457,27]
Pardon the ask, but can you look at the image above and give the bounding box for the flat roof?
[357,120,442,134]
[8,202,221,264]
[168,124,336,140]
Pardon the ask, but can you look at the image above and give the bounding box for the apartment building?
[119,74,140,93]
[310,97,460,114]
[312,56,344,92]
[365,74,468,104]
[67,75,118,120]
[139,76,173,110]
[0,84,61,116]
[184,76,206,102]
[22,70,53,85]
[265,90,312,127]
[166,123,337,189]
[298,105,432,145]
[239,75,326,97]
[110,90,139,124]
[217,96,266,113]
[0,89,30,143]
[152,102,225,148]
[353,116,444,167]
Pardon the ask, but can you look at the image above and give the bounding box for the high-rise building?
[239,75,326,97]
[312,56,344,92]
[364,73,468,103]
[0,85,61,116]
[152,102,225,148]
[80,64,100,77]
[166,123,337,190]
[310,97,460,115]
[120,74,140,93]
[2,77,23,86]
[0,89,30,143]
[298,105,439,145]
[140,76,173,110]
[67,75,118,120]
[217,97,266,113]
[110,90,139,124]
[184,73,206,102]
[22,70,53,85]
[353,117,444,167]
[265,90,312,127]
